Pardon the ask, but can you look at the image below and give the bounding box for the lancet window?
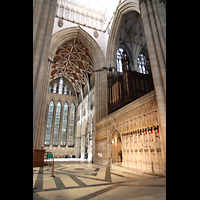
[58,76,63,94]
[44,101,54,146]
[48,76,75,96]
[44,101,76,147]
[53,102,61,146]
[116,47,129,72]
[137,54,150,74]
[61,102,68,146]
[68,103,75,146]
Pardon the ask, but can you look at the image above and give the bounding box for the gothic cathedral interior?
[33,0,166,175]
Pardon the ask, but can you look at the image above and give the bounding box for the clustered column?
[33,0,57,150]
[94,69,107,122]
[139,0,166,166]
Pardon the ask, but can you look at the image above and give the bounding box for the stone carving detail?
[95,91,164,173]
[56,0,104,30]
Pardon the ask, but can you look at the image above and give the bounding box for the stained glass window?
[116,48,123,72]
[53,83,57,93]
[61,102,68,146]
[53,102,61,146]
[64,84,68,95]
[58,76,63,94]
[137,54,149,74]
[44,101,54,146]
[116,47,129,72]
[69,103,75,146]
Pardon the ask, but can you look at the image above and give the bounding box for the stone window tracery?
[49,76,75,96]
[61,102,68,146]
[116,47,129,72]
[69,103,75,146]
[44,100,76,147]
[53,83,57,93]
[51,38,94,94]
[137,54,150,74]
[58,76,64,94]
[53,101,61,146]
[44,101,54,146]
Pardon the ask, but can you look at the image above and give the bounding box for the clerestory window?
[137,54,150,74]
[58,77,63,94]
[49,76,74,95]
[116,47,129,72]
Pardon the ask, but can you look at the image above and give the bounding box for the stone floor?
[33,160,166,200]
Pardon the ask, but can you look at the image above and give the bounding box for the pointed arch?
[48,26,106,120]
[106,0,140,67]
[49,26,105,70]
[108,126,122,144]
[107,127,122,163]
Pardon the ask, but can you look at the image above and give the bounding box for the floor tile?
[33,160,166,200]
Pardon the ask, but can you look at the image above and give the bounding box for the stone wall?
[76,87,95,160]
[95,90,165,174]
[43,146,76,158]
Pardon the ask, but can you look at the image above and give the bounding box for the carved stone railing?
[56,0,105,30]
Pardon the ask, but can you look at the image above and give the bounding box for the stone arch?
[49,26,105,70]
[107,126,122,163]
[48,26,106,121]
[46,97,55,105]
[108,126,122,144]
[106,0,140,68]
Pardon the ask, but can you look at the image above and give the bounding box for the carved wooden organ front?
[107,55,154,114]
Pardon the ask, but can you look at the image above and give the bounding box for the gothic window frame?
[60,102,69,147]
[44,100,54,146]
[68,102,75,146]
[137,54,149,74]
[116,48,124,72]
[53,83,57,93]
[53,101,61,146]
[64,84,68,95]
[58,76,64,94]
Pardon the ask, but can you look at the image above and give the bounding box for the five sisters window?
[44,100,75,147]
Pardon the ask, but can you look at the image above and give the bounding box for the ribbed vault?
[51,38,94,94]
[106,0,140,67]
[48,26,105,97]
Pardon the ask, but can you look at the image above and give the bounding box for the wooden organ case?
[107,56,154,114]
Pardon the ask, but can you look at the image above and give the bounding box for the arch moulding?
[106,0,140,68]
[48,26,105,71]
[47,26,106,122]
[107,125,122,144]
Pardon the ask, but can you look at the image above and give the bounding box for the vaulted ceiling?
[118,11,148,70]
[50,38,94,94]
